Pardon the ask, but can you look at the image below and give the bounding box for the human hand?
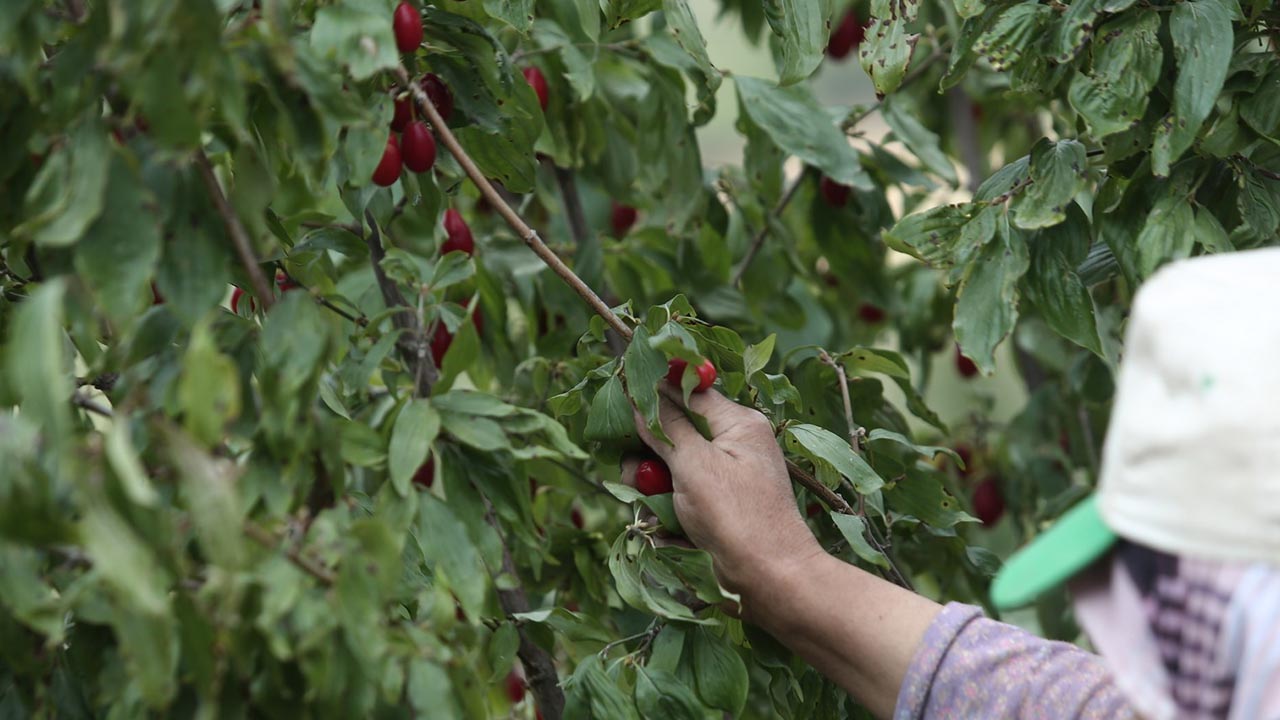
[622,390,824,600]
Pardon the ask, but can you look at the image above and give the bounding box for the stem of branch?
[397,66,632,341]
[492,523,566,720]
[244,521,335,586]
[73,393,113,418]
[194,151,275,311]
[731,168,810,287]
[362,211,437,394]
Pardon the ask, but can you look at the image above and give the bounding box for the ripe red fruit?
[972,477,1005,527]
[504,671,525,704]
[665,358,716,392]
[275,270,298,293]
[522,67,549,111]
[230,287,257,314]
[954,444,973,476]
[955,345,979,379]
[429,307,483,367]
[372,136,402,187]
[806,502,823,519]
[392,1,423,54]
[571,508,584,529]
[401,121,437,173]
[441,208,475,256]
[857,303,885,323]
[610,202,637,237]
[390,94,411,132]
[819,176,851,207]
[826,9,866,60]
[420,73,454,122]
[636,459,674,496]
[412,457,435,489]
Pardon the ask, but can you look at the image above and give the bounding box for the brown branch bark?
[362,211,437,395]
[496,541,565,720]
[397,66,631,341]
[244,521,336,586]
[194,151,275,311]
[731,168,810,287]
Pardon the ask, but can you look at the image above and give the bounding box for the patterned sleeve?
[893,603,1138,720]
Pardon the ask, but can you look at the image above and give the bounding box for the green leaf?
[1024,210,1104,356]
[1010,139,1088,230]
[166,427,247,570]
[564,656,638,720]
[691,628,748,715]
[79,505,170,617]
[882,203,980,267]
[310,0,400,81]
[785,424,884,494]
[859,0,921,97]
[1066,12,1162,140]
[105,420,159,508]
[484,0,534,32]
[865,429,960,465]
[1135,194,1197,278]
[6,280,72,451]
[1152,0,1233,176]
[883,98,958,185]
[742,334,776,378]
[603,0,661,30]
[624,325,673,445]
[73,157,161,325]
[16,117,111,247]
[885,467,972,528]
[585,374,639,443]
[735,76,872,190]
[972,3,1053,73]
[829,513,890,568]
[388,399,441,496]
[178,321,241,446]
[762,0,834,85]
[953,221,1030,374]
[416,494,488,618]
[635,667,704,720]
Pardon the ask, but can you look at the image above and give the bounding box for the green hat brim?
[990,495,1117,610]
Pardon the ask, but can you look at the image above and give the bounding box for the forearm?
[746,552,942,720]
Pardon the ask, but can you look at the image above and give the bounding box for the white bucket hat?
[992,247,1280,608]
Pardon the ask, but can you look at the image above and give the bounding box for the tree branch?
[194,150,275,311]
[397,66,631,341]
[552,165,591,249]
[243,521,335,586]
[731,168,811,287]
[362,211,437,395]
[495,539,565,720]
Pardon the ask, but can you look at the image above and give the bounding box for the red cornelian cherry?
[666,358,716,392]
[522,67,549,111]
[441,209,475,256]
[635,458,673,496]
[401,121,436,173]
[372,135,402,187]
[392,2,423,54]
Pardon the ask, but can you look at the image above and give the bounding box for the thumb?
[632,395,709,462]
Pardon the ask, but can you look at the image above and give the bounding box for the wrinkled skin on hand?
[622,390,825,604]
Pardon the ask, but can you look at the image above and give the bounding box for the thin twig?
[552,165,592,249]
[818,350,864,451]
[277,265,368,327]
[243,521,336,586]
[731,168,811,286]
[194,151,275,311]
[398,66,632,341]
[73,393,113,418]
[362,211,436,394]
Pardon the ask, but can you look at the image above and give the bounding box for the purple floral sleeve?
[894,603,1137,720]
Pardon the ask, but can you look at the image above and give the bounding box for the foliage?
[1,0,1278,717]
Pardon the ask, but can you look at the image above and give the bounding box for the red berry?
[230,287,257,315]
[955,345,979,379]
[666,358,716,392]
[275,269,298,293]
[522,67,549,111]
[857,303,885,323]
[636,459,674,496]
[402,121,436,173]
[826,9,866,60]
[390,94,411,132]
[806,502,823,518]
[954,444,973,476]
[441,209,475,256]
[504,671,525,704]
[430,323,452,368]
[420,73,454,122]
[610,202,637,237]
[372,136,402,187]
[392,1,423,54]
[819,176,851,207]
[151,283,164,305]
[571,508,584,529]
[972,477,1005,527]
[412,457,435,489]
